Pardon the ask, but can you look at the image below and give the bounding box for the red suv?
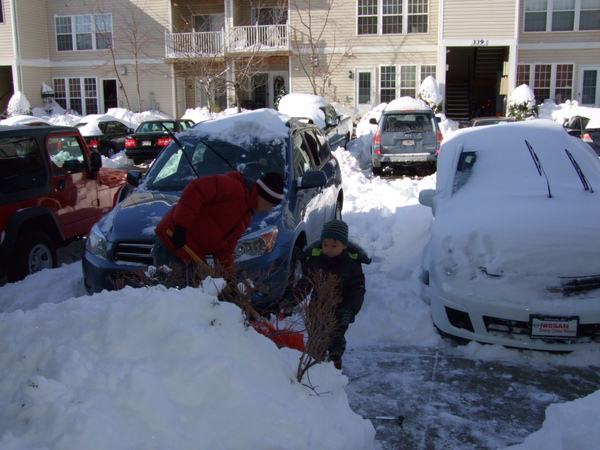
[0,125,128,284]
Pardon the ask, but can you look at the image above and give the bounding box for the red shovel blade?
[250,321,306,352]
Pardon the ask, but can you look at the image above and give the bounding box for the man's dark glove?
[338,307,354,327]
[169,225,187,251]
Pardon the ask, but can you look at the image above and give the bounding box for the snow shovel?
[166,229,306,352]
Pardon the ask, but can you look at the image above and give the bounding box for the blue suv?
[82,109,343,310]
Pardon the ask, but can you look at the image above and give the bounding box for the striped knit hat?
[256,172,285,205]
[321,219,349,245]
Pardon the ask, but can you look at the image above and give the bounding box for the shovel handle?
[166,229,210,269]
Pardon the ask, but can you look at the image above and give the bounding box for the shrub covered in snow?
[418,76,443,114]
[508,84,538,120]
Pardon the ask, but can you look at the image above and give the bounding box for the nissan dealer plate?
[530,315,579,340]
[142,140,152,146]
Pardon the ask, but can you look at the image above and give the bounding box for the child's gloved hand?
[338,307,354,326]
[170,225,187,250]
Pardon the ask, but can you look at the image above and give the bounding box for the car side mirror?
[127,170,143,187]
[298,170,327,189]
[90,151,102,172]
[419,189,436,209]
[369,118,378,125]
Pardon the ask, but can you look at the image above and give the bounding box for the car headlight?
[234,226,278,259]
[86,224,108,259]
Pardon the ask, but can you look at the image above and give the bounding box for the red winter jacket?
[155,171,258,268]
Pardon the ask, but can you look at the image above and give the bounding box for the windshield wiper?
[565,148,594,192]
[525,140,552,198]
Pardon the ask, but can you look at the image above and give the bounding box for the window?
[380,66,396,103]
[400,66,417,97]
[524,0,599,31]
[0,136,47,197]
[48,136,86,174]
[0,1,4,23]
[193,14,224,32]
[378,65,436,103]
[251,8,287,25]
[358,0,428,35]
[55,14,113,51]
[358,72,372,104]
[53,78,98,115]
[517,64,574,103]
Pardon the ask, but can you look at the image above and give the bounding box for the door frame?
[578,65,600,106]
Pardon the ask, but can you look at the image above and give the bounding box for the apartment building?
[0,0,598,122]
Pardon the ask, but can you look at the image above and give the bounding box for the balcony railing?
[165,24,288,59]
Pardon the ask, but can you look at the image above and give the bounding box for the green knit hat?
[321,219,349,245]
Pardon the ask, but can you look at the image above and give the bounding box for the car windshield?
[137,122,174,133]
[143,136,286,191]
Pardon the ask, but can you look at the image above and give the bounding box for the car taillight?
[125,138,136,147]
[373,130,381,154]
[582,132,593,143]
[89,139,100,149]
[436,129,444,153]
[158,138,172,146]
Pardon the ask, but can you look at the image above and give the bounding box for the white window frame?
[355,68,376,116]
[357,0,429,35]
[53,77,99,115]
[524,0,600,32]
[578,65,600,106]
[516,63,575,103]
[378,64,437,102]
[55,14,113,52]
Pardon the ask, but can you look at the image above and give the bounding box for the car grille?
[483,316,600,344]
[114,242,154,265]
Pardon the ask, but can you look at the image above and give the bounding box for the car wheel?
[11,231,57,281]
[282,245,305,302]
[106,146,116,158]
[372,167,383,177]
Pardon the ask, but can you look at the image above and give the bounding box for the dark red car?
[0,125,128,284]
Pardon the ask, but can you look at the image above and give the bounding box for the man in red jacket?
[153,171,285,276]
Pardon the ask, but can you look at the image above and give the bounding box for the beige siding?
[518,48,600,65]
[20,65,52,104]
[0,1,15,60]
[443,0,516,39]
[17,0,49,60]
[517,0,600,45]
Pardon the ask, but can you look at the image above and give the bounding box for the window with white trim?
[517,63,574,103]
[55,14,113,51]
[378,65,436,102]
[358,0,428,35]
[524,0,600,32]
[53,78,99,115]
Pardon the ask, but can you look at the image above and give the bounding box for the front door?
[579,66,600,106]
[103,79,118,112]
[252,74,269,109]
[355,69,375,117]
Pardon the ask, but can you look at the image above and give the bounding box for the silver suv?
[370,105,442,176]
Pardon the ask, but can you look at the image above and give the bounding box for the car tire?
[11,231,57,281]
[372,167,383,177]
[105,146,116,158]
[282,245,305,302]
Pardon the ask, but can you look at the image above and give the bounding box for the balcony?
[165,24,289,59]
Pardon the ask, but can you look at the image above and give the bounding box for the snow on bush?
[508,84,537,121]
[419,76,443,113]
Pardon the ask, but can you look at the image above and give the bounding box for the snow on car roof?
[277,93,328,129]
[188,108,291,147]
[384,97,432,112]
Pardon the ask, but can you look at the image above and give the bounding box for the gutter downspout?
[10,0,23,92]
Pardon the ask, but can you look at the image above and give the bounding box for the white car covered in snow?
[419,119,600,351]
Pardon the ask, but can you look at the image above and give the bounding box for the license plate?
[530,315,579,340]
[142,140,152,146]
[403,139,415,146]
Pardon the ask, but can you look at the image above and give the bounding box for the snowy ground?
[2,99,600,449]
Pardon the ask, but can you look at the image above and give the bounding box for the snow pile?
[0,286,375,449]
[419,76,443,112]
[385,96,431,112]
[6,91,31,116]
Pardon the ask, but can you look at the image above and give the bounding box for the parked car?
[278,93,353,150]
[562,115,600,156]
[466,116,515,127]
[418,119,600,351]
[0,115,53,126]
[369,97,443,176]
[75,115,134,157]
[0,125,128,284]
[124,119,196,164]
[82,109,344,312]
